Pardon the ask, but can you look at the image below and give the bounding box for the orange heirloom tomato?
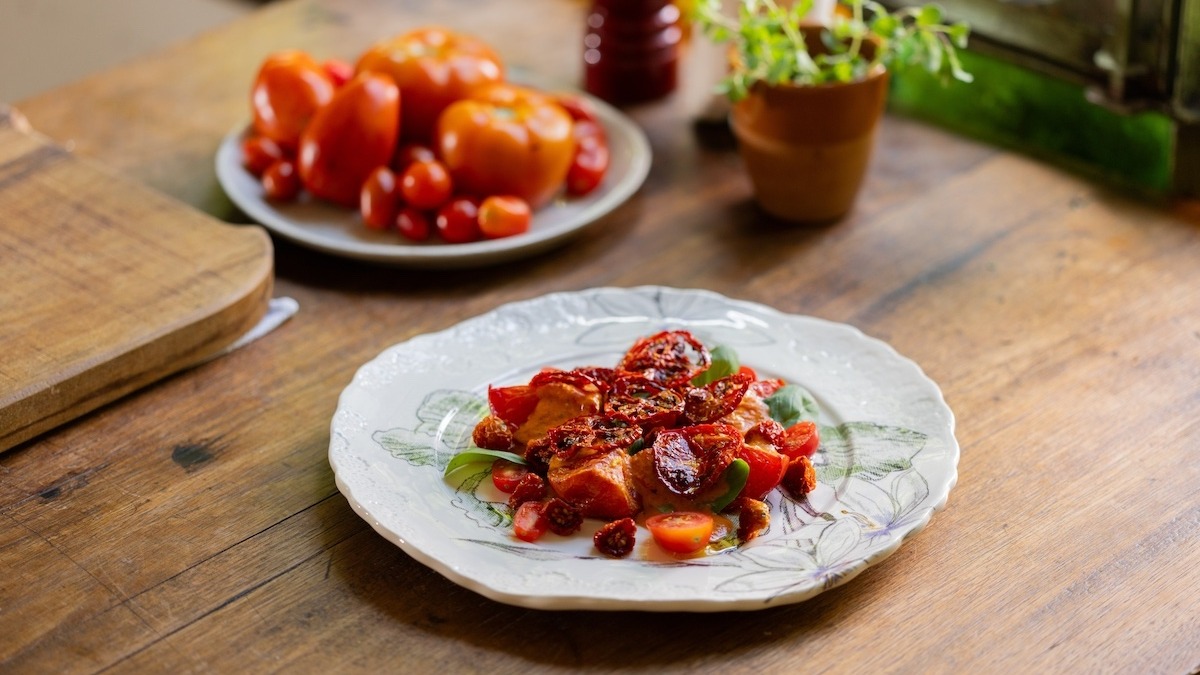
[437,83,576,209]
[645,512,715,555]
[356,27,504,143]
[298,73,400,207]
[251,51,335,149]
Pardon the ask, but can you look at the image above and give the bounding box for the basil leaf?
[763,384,820,428]
[627,438,646,455]
[443,448,526,477]
[692,345,740,386]
[710,459,750,512]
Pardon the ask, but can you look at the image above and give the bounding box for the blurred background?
[0,0,257,102]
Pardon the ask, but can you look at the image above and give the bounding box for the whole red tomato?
[355,27,504,143]
[251,51,336,149]
[437,83,576,209]
[298,73,400,207]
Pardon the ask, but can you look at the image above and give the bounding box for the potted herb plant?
[694,0,972,222]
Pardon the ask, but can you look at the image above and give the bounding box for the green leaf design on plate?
[816,422,928,483]
[372,428,438,467]
[372,389,488,470]
[449,469,511,529]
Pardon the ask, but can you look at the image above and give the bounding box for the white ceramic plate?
[329,287,959,611]
[214,95,650,268]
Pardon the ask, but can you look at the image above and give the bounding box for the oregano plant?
[693,0,973,101]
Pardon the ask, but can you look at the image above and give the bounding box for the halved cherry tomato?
[646,512,714,554]
[435,197,481,243]
[736,365,758,381]
[395,207,431,242]
[513,500,548,542]
[491,459,528,493]
[298,73,400,207]
[322,58,354,88]
[437,83,576,209]
[360,166,400,230]
[400,159,453,210]
[488,384,540,427]
[738,423,789,501]
[619,330,712,388]
[478,195,532,239]
[251,50,335,150]
[242,136,286,176]
[781,421,820,459]
[261,159,300,201]
[356,27,504,143]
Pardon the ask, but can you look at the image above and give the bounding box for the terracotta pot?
[729,33,890,222]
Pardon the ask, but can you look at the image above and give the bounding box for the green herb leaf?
[763,384,820,428]
[917,4,943,26]
[443,448,526,477]
[710,458,750,512]
[692,345,740,386]
[627,438,647,455]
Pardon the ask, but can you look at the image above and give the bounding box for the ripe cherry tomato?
[488,384,540,427]
[261,159,300,201]
[251,51,335,149]
[400,159,453,210]
[513,500,548,542]
[298,72,400,207]
[736,365,758,381]
[242,136,286,176]
[393,143,437,171]
[781,421,820,459]
[737,437,789,501]
[477,195,532,239]
[360,166,400,230]
[437,83,576,209]
[491,459,528,493]
[646,512,714,555]
[395,207,431,242]
[566,125,610,197]
[322,58,354,87]
[356,27,504,143]
[435,197,481,243]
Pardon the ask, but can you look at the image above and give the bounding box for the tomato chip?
[547,415,642,460]
[651,423,740,497]
[682,371,753,424]
[605,374,685,429]
[618,330,711,388]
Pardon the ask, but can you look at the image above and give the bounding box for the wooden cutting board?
[0,106,274,452]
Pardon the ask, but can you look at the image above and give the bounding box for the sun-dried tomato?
[530,368,600,392]
[735,497,771,542]
[605,374,685,429]
[682,371,752,425]
[507,472,547,509]
[782,455,817,498]
[744,419,785,450]
[593,517,637,557]
[547,415,642,460]
[618,330,711,389]
[523,436,555,475]
[543,497,583,535]
[650,423,740,497]
[488,384,540,427]
[472,415,515,451]
[570,366,622,393]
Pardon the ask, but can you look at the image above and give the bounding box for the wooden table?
[5,0,1200,671]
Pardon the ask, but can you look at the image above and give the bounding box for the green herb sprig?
[694,0,972,101]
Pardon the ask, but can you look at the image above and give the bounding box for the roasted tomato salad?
[241,26,610,243]
[444,330,822,558]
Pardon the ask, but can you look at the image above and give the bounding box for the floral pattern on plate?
[329,286,959,611]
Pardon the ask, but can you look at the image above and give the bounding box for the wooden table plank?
[4,0,1200,672]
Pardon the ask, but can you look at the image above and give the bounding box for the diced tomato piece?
[749,378,785,398]
[513,500,548,542]
[646,511,714,554]
[780,421,820,460]
[488,384,540,427]
[736,436,789,501]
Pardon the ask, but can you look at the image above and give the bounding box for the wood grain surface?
[0,106,273,453]
[4,0,1200,672]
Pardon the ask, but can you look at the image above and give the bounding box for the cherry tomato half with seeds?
[781,421,820,460]
[646,512,714,555]
[360,166,400,230]
[401,159,453,210]
[491,459,528,493]
[435,197,481,243]
[477,195,532,239]
[262,159,300,201]
[488,384,540,427]
[395,207,431,242]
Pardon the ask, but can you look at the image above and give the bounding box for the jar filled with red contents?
[584,0,682,105]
